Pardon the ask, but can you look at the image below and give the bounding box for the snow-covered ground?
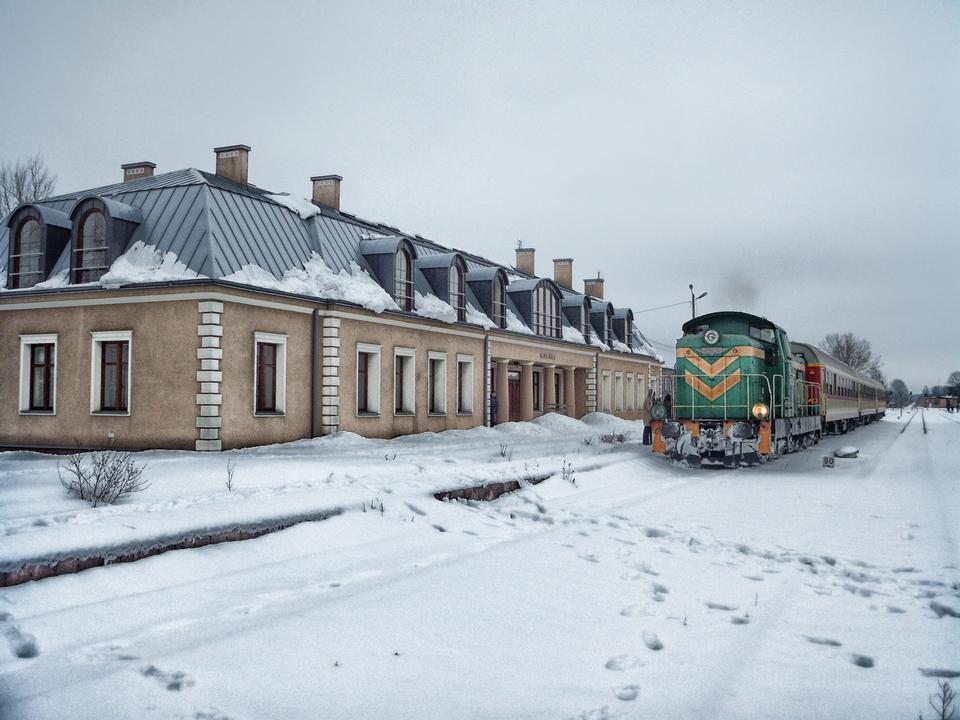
[0,410,957,719]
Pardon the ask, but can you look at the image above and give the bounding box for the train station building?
[0,145,662,451]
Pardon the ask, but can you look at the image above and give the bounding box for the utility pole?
[689,284,707,319]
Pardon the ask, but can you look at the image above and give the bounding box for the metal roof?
[0,167,658,357]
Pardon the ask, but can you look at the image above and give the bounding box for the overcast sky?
[2,0,957,390]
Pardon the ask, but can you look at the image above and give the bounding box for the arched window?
[532,282,560,338]
[394,248,413,311]
[11,217,43,289]
[74,209,108,283]
[448,262,465,321]
[492,274,506,328]
[606,311,614,345]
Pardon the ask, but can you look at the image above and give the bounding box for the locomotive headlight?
[651,403,667,420]
[703,329,720,345]
[751,402,769,419]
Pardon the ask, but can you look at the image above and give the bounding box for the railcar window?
[684,324,708,337]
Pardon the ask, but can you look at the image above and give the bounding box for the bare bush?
[599,432,629,444]
[225,459,237,492]
[918,680,956,720]
[58,449,149,507]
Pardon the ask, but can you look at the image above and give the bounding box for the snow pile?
[414,292,457,323]
[465,304,496,329]
[223,253,399,314]
[589,335,609,351]
[633,328,664,361]
[562,325,586,344]
[99,242,203,287]
[611,339,632,354]
[266,193,321,220]
[33,269,70,290]
[505,308,535,335]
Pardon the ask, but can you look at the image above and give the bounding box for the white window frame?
[394,347,416,416]
[90,330,133,415]
[356,342,382,416]
[253,332,288,416]
[637,373,645,409]
[602,371,612,413]
[615,372,624,412]
[626,373,635,412]
[19,333,58,415]
[428,351,447,415]
[456,354,475,415]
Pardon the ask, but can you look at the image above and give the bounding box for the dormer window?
[11,217,43,289]
[68,196,142,285]
[395,247,413,311]
[492,274,506,328]
[6,204,72,290]
[532,282,560,338]
[449,262,465,321]
[606,313,613,344]
[74,209,108,283]
[582,300,591,342]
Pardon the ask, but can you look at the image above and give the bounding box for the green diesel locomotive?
[652,311,884,467]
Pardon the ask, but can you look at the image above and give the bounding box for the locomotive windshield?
[749,326,775,343]
[684,324,708,336]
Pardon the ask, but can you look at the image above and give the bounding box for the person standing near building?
[641,389,655,445]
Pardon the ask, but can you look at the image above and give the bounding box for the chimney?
[121,161,156,182]
[584,273,604,299]
[311,174,343,210]
[553,258,573,289]
[214,144,251,185]
[515,246,535,275]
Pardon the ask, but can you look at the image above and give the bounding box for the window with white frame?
[90,330,132,414]
[394,347,415,415]
[19,334,58,413]
[428,352,447,415]
[394,248,414,311]
[456,354,474,414]
[626,373,635,412]
[254,332,287,414]
[615,372,624,412]
[637,373,645,409]
[602,371,612,412]
[356,343,381,415]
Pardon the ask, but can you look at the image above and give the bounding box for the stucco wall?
[337,315,487,438]
[217,300,315,450]
[0,296,198,449]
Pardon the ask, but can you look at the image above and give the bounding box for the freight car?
[652,311,885,467]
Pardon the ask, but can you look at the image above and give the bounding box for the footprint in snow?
[605,654,643,671]
[4,625,39,659]
[847,654,875,669]
[804,636,842,647]
[644,527,667,538]
[642,631,663,651]
[886,605,906,614]
[743,575,765,582]
[918,668,960,679]
[140,665,195,691]
[613,684,640,701]
[731,616,751,625]
[404,502,427,516]
[704,601,738,611]
[194,709,234,720]
[580,554,600,563]
[650,582,669,595]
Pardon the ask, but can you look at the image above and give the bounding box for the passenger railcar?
[652,311,885,467]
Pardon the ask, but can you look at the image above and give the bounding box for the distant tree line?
[819,332,885,386]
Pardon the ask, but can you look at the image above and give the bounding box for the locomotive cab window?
[749,326,775,343]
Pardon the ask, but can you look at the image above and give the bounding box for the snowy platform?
[1,411,958,719]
